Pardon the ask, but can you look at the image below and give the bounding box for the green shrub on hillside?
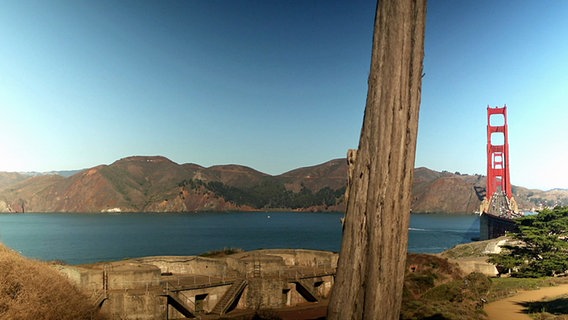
[180,178,345,210]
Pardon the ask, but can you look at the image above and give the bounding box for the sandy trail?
[485,284,568,320]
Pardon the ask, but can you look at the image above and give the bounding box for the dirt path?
[485,284,568,320]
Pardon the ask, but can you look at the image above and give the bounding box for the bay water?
[0,212,479,265]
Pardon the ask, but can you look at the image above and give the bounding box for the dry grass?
[0,243,104,320]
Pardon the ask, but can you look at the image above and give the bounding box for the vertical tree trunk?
[327,1,426,319]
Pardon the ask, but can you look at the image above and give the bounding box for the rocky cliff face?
[0,156,565,213]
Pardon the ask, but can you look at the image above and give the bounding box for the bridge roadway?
[481,191,522,240]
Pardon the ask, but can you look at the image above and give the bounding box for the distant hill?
[17,170,85,178]
[412,167,486,214]
[0,172,30,189]
[0,156,566,213]
[0,156,346,213]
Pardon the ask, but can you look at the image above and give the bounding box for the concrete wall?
[252,249,338,268]
[107,263,161,290]
[55,263,165,319]
[286,282,306,306]
[177,284,231,313]
[101,290,166,320]
[55,263,161,291]
[320,275,334,298]
[304,275,334,299]
[130,256,235,277]
[451,258,499,277]
[245,278,289,309]
[127,250,338,278]
[52,265,103,297]
[239,254,284,276]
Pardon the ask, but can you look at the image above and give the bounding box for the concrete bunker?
[54,249,338,319]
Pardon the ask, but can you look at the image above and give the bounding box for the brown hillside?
[0,175,65,212]
[205,164,270,188]
[0,172,29,190]
[0,156,256,212]
[0,155,565,213]
[413,176,479,213]
[45,166,134,212]
[277,158,347,192]
[412,169,485,214]
[514,186,568,209]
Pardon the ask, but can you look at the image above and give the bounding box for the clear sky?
[1,1,567,190]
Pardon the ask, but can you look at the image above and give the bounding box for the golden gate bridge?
[479,105,522,240]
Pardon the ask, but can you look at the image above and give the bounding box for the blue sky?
[1,1,567,190]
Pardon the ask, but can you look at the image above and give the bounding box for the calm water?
[0,212,479,265]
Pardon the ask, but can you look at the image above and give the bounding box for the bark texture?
[327,1,426,319]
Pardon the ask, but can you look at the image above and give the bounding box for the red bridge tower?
[480,105,519,240]
[486,105,512,199]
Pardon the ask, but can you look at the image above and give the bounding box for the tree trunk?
[327,1,426,319]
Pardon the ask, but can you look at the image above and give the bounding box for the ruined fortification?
[55,249,337,319]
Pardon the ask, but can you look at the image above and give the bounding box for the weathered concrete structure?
[54,249,337,319]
